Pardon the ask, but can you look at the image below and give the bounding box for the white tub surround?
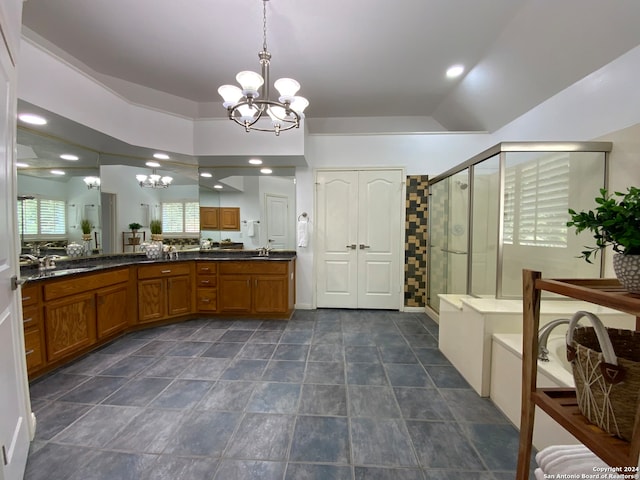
[491,333,578,449]
[438,294,635,396]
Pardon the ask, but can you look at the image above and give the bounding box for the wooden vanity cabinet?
[43,268,130,363]
[21,283,45,375]
[196,262,218,312]
[137,262,194,323]
[218,260,294,316]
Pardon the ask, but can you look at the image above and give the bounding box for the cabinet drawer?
[24,327,45,373]
[138,262,192,279]
[197,263,217,275]
[44,268,129,301]
[22,304,42,330]
[197,275,217,287]
[21,284,41,306]
[219,261,288,275]
[197,288,217,311]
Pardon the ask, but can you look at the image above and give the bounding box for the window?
[503,156,569,248]
[17,198,66,236]
[161,201,199,234]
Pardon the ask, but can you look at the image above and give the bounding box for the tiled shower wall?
[404,175,429,307]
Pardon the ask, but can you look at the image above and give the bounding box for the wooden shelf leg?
[516,270,543,480]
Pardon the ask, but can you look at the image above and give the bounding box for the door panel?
[316,172,358,308]
[317,169,402,310]
[0,9,30,478]
[357,170,401,308]
[265,194,288,250]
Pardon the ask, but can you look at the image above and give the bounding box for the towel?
[536,444,609,477]
[246,221,255,237]
[536,445,588,471]
[297,219,309,247]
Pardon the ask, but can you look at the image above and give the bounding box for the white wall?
[16,38,640,309]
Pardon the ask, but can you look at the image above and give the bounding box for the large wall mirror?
[16,101,301,258]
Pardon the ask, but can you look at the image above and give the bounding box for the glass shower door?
[428,170,469,313]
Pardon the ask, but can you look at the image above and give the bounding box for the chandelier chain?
[262,0,268,53]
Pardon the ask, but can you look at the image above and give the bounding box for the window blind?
[162,201,199,234]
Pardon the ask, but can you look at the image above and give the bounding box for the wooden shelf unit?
[516,270,640,479]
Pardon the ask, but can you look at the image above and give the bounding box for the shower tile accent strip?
[405,175,429,307]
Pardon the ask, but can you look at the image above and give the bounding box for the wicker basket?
[566,311,640,442]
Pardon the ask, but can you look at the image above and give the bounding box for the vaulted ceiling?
[21,0,640,134]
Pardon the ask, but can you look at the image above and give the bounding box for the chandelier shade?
[218,0,308,135]
[83,176,101,189]
[137,169,172,188]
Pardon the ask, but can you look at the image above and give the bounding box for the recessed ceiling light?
[60,154,79,161]
[19,113,47,125]
[200,172,213,178]
[50,169,65,175]
[446,64,465,79]
[249,158,263,165]
[153,153,170,160]
[145,161,161,167]
[260,168,273,174]
[16,162,29,168]
[214,184,223,189]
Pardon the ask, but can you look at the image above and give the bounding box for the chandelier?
[136,170,173,189]
[218,0,309,136]
[83,176,101,189]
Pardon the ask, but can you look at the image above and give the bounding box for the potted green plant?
[150,219,163,242]
[128,222,143,245]
[80,218,92,241]
[567,186,640,292]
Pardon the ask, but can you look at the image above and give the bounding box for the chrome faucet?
[40,255,60,270]
[257,246,271,257]
[20,254,39,264]
[538,318,571,361]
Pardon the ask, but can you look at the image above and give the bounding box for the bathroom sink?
[37,266,96,277]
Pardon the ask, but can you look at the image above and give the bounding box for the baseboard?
[424,305,440,324]
[29,412,37,441]
[294,303,314,310]
[402,306,425,313]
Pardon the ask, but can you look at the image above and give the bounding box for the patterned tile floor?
[25,309,536,479]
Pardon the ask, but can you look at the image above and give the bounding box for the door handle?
[346,244,356,250]
[359,244,370,249]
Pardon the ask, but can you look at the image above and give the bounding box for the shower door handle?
[441,248,468,255]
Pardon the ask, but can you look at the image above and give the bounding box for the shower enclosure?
[427,141,611,314]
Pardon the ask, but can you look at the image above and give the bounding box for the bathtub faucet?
[538,318,570,361]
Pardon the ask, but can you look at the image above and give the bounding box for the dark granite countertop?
[20,250,296,282]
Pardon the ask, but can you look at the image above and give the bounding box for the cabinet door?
[219,275,252,313]
[24,328,45,374]
[200,207,219,229]
[138,278,166,323]
[197,288,217,312]
[167,275,192,316]
[220,207,240,230]
[45,292,96,362]
[253,275,288,314]
[97,283,129,339]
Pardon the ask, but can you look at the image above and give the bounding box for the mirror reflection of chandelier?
[83,176,101,189]
[218,0,309,136]
[136,170,173,189]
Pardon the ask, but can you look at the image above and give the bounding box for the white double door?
[316,169,403,309]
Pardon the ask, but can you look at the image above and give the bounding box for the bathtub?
[490,332,580,450]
